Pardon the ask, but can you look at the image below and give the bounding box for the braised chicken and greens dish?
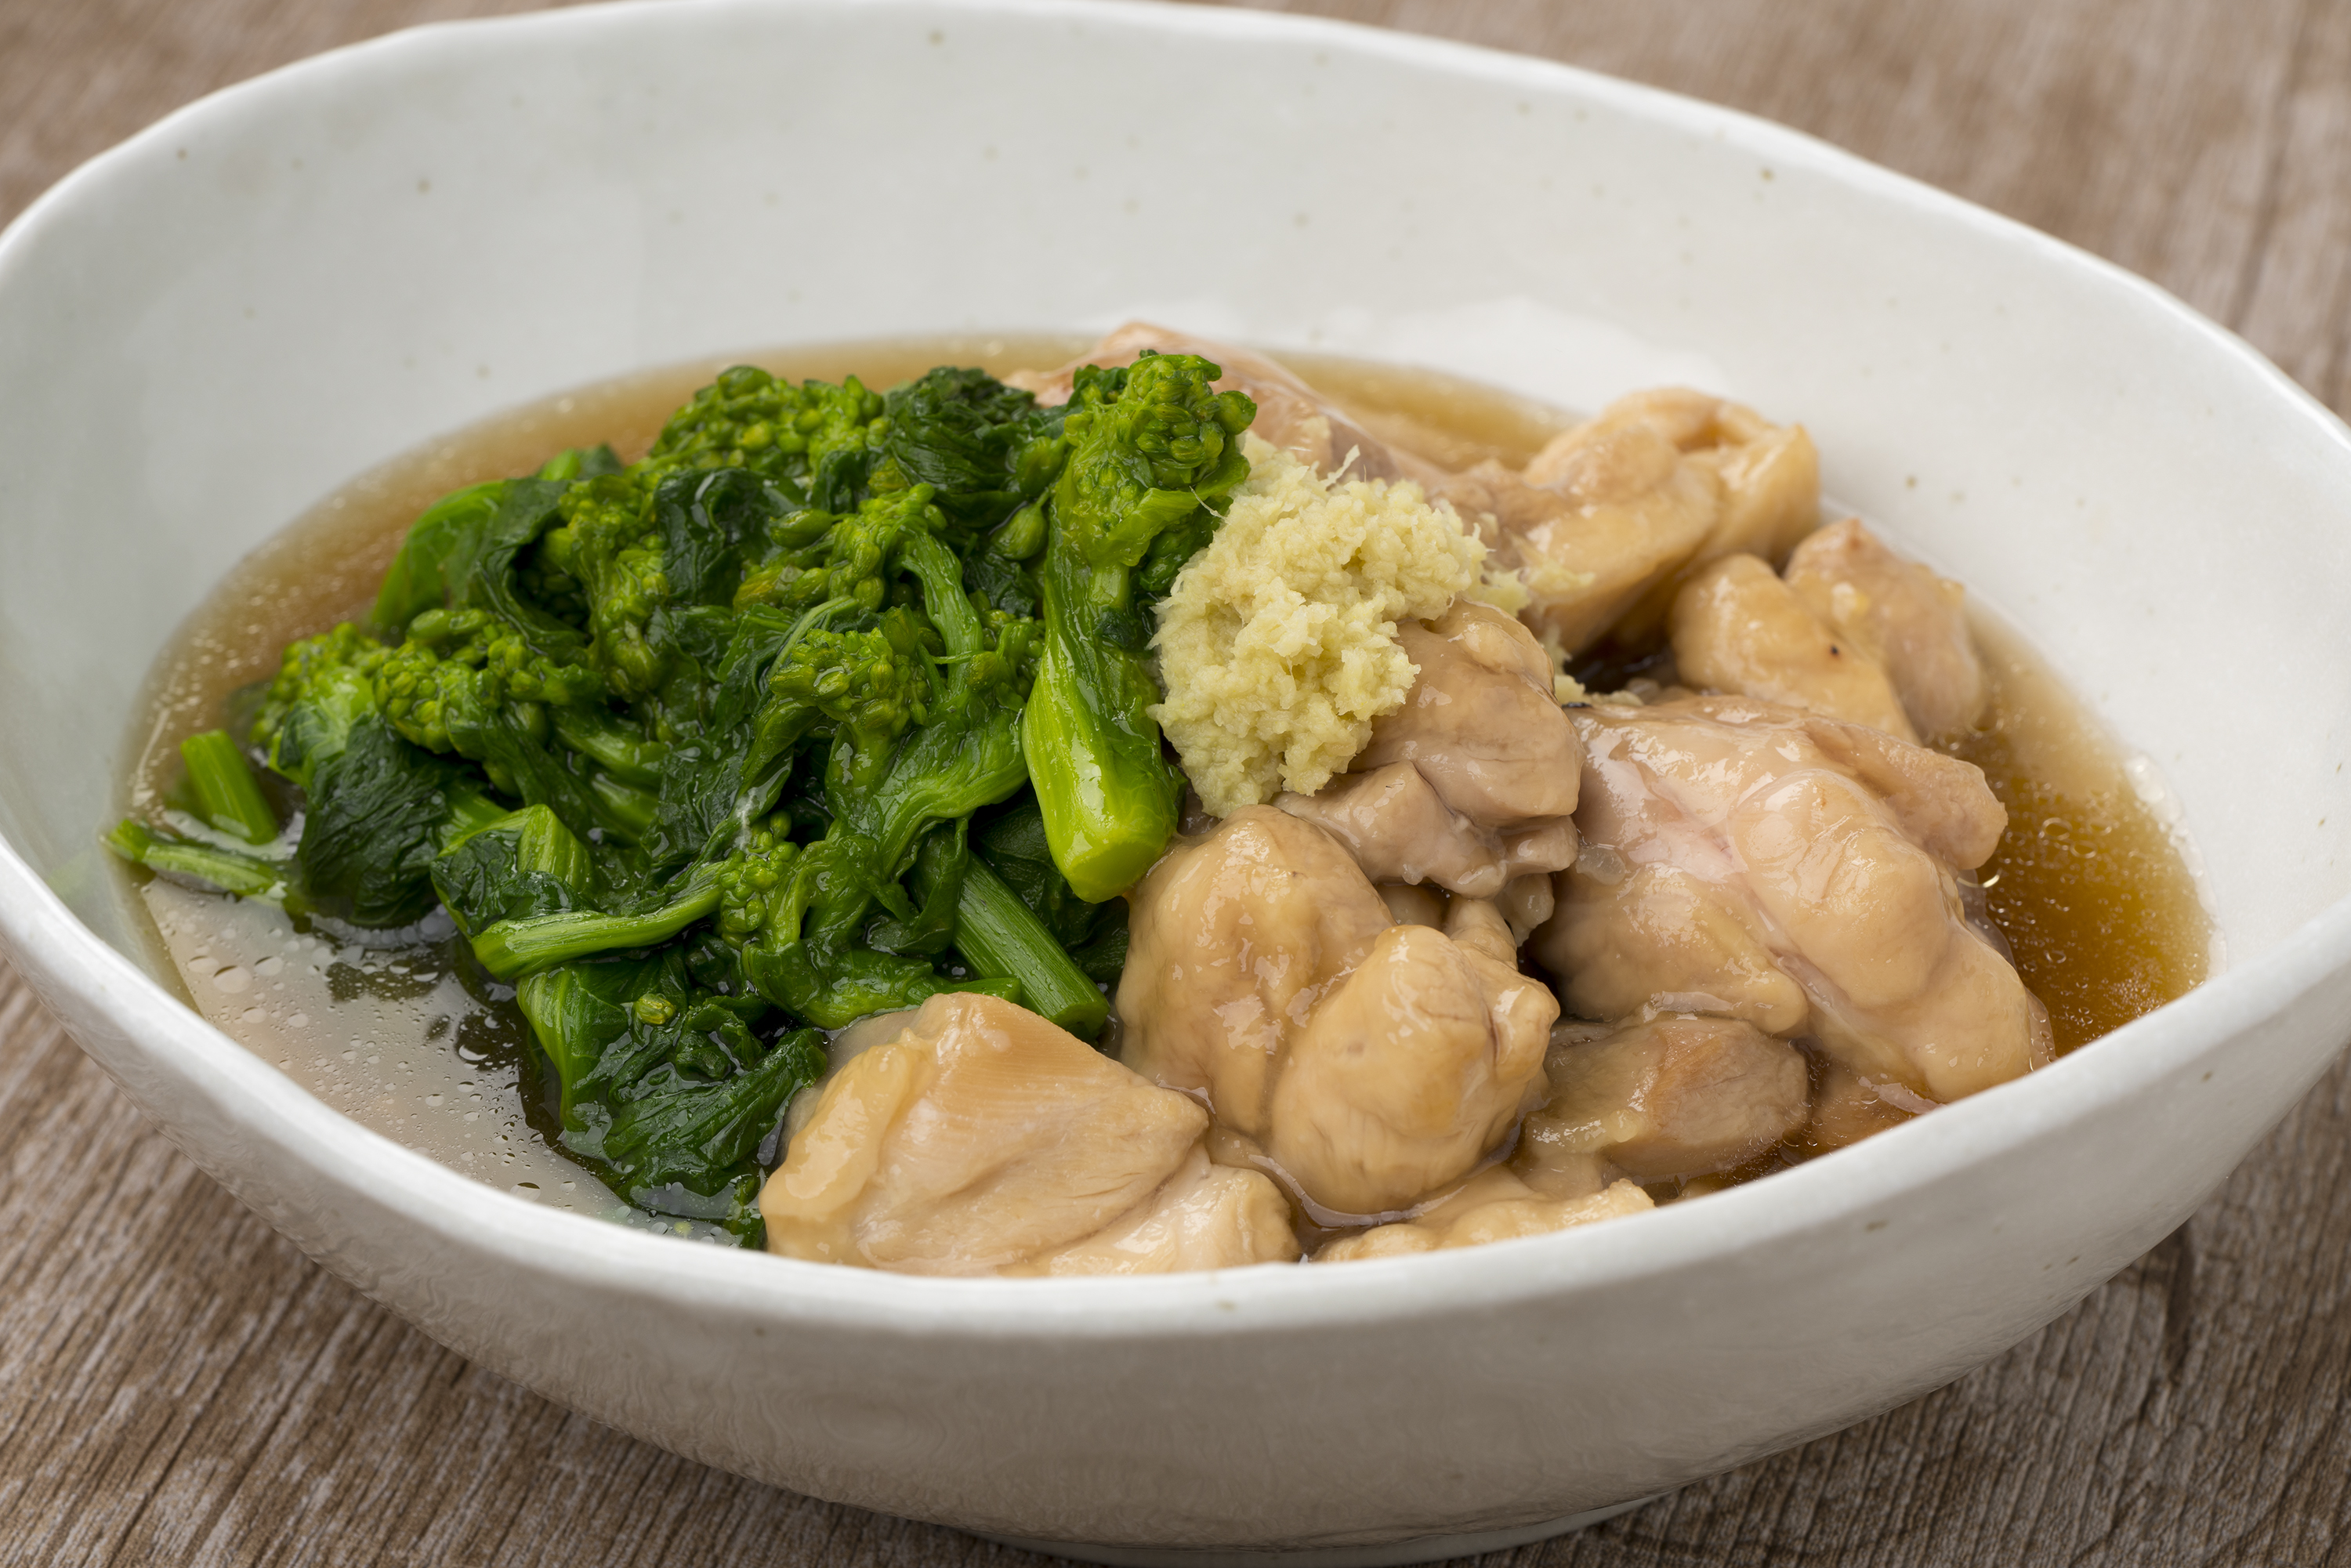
[112,327,2209,1271]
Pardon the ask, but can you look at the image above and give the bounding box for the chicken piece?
[1545,856,1811,1034]
[1384,877,1556,943]
[1532,696,2052,1103]
[1509,1132,1615,1202]
[1420,460,1579,552]
[1795,1059,1922,1154]
[1523,1016,1809,1182]
[1439,389,1819,660]
[763,992,1295,1275]
[1730,769,2050,1098]
[1269,897,1554,1215]
[1120,807,1556,1219]
[1483,410,1722,659]
[1784,519,1988,740]
[1524,389,1820,565]
[1313,1168,1654,1261]
[1020,1149,1299,1276]
[1357,603,1582,822]
[1277,601,1583,898]
[1496,872,1557,943]
[1278,764,1581,900]
[1117,806,1393,1137]
[1669,552,1918,741]
[1280,765,1505,894]
[1009,321,1407,480]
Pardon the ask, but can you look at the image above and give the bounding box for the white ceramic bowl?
[3,2,2347,1561]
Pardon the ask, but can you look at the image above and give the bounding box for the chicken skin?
[1277,600,1583,902]
[1534,695,2050,1104]
[1426,389,1819,659]
[1119,807,1556,1219]
[763,992,1296,1275]
[1783,519,1988,741]
[1670,552,1921,742]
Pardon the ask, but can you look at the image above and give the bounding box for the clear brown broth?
[1936,625,2212,1052]
[118,336,2213,1229]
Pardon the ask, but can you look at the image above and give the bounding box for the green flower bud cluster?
[375,607,603,755]
[714,821,804,945]
[643,365,886,484]
[252,623,390,755]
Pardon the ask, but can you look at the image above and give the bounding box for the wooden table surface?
[5,0,2349,1562]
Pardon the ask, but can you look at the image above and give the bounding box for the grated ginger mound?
[1150,434,1492,815]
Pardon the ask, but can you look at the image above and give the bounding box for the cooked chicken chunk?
[1495,871,1558,943]
[1008,321,1407,480]
[1277,765,1506,894]
[1465,409,1717,658]
[1797,1059,1923,1154]
[1271,897,1555,1215]
[1356,602,1582,822]
[1023,1148,1299,1276]
[1523,1016,1809,1182]
[1527,390,1820,562]
[1120,807,1556,1219]
[1312,1168,1654,1261]
[1379,877,1555,947]
[1414,458,1579,551]
[1545,853,1811,1036]
[1277,601,1583,899]
[1533,696,2051,1103]
[1431,389,1818,659]
[1784,519,1988,739]
[1669,552,1918,741]
[763,992,1295,1275]
[1117,806,1392,1134]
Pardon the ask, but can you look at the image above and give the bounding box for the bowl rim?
[4,0,2349,1336]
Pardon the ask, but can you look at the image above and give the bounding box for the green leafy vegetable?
[973,799,1130,984]
[104,354,1257,1240]
[1023,352,1254,901]
[516,950,824,1242]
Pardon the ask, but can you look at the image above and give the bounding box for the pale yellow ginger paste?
[1150,435,1509,815]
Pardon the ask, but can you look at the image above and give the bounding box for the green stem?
[550,707,668,788]
[1020,630,1177,904]
[900,531,985,661]
[949,860,1107,1034]
[588,772,659,842]
[439,784,511,853]
[105,820,288,901]
[178,730,279,845]
[472,871,723,981]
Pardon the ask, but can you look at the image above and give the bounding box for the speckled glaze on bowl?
[2,2,2346,1559]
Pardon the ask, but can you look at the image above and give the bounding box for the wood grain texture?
[2,0,2348,1563]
